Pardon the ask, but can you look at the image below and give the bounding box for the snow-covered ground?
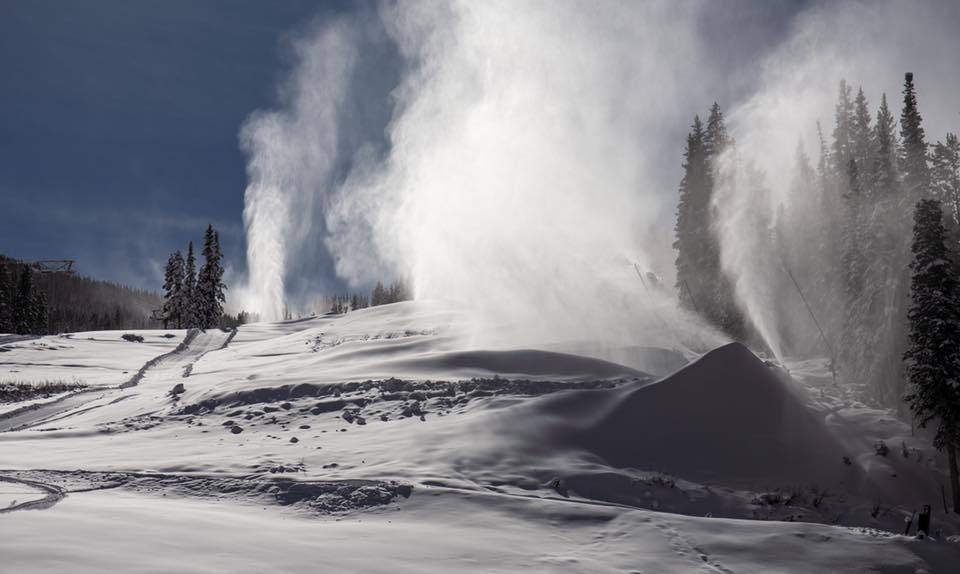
[2,301,959,572]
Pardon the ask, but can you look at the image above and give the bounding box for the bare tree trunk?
[948,442,960,514]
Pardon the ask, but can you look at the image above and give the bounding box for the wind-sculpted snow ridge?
[1,469,412,515]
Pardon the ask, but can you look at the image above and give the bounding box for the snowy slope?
[2,301,959,572]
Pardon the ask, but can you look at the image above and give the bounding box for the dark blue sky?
[0,0,806,293]
[0,0,353,288]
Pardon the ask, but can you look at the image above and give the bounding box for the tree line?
[674,72,960,511]
[161,224,228,329]
[0,255,163,335]
[324,280,411,315]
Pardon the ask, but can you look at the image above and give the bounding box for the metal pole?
[780,256,837,384]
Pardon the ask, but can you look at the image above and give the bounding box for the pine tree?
[872,93,898,199]
[162,251,185,329]
[932,133,960,227]
[371,281,386,307]
[831,80,855,178]
[0,265,11,333]
[841,158,866,301]
[900,73,930,199]
[816,121,829,191]
[850,86,873,173]
[31,289,47,335]
[197,224,226,328]
[12,265,35,335]
[673,115,709,312]
[183,242,198,328]
[704,102,729,160]
[904,198,960,512]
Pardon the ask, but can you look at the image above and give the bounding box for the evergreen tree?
[162,251,185,329]
[673,115,709,312]
[872,93,899,198]
[31,288,47,334]
[816,121,829,191]
[183,242,198,328]
[371,281,387,307]
[703,102,729,160]
[900,73,930,199]
[904,198,960,512]
[0,265,11,333]
[932,133,960,226]
[850,86,873,173]
[841,159,866,301]
[197,224,227,328]
[12,265,35,334]
[831,80,855,178]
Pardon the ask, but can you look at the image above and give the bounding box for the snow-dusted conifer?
[197,225,226,328]
[900,73,930,199]
[162,251,185,329]
[184,241,198,328]
[904,198,960,512]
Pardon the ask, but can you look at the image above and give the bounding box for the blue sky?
[0,0,806,293]
[0,0,353,288]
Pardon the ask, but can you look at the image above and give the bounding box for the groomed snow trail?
[0,475,65,513]
[0,329,235,432]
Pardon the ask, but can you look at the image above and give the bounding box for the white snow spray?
[239,0,960,358]
[715,0,960,360]
[240,20,358,320]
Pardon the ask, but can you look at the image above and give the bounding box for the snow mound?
[384,349,647,380]
[527,342,864,489]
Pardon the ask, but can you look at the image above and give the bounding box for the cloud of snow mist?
[240,20,359,320]
[715,0,960,359]
[322,0,731,352]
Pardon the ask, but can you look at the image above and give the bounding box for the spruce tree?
[932,133,960,226]
[183,242,198,328]
[904,198,960,512]
[900,73,930,199]
[872,93,898,199]
[12,265,34,335]
[704,103,729,160]
[850,86,873,173]
[31,289,47,335]
[841,159,866,301]
[162,251,185,329]
[831,80,855,178]
[371,281,386,307]
[673,115,709,312]
[0,265,11,333]
[197,224,226,328]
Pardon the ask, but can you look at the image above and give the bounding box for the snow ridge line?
[119,329,200,389]
[0,475,65,513]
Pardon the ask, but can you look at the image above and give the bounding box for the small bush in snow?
[121,333,144,343]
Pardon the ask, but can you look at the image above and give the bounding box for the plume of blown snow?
[715,0,960,358]
[239,19,358,320]
[323,0,727,351]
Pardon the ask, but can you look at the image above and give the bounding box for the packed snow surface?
[2,301,959,572]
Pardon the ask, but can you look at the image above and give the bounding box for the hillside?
[1,300,958,572]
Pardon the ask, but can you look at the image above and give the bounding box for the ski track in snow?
[0,475,65,513]
[0,328,235,433]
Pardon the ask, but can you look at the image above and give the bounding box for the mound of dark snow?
[387,349,647,380]
[528,343,865,489]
